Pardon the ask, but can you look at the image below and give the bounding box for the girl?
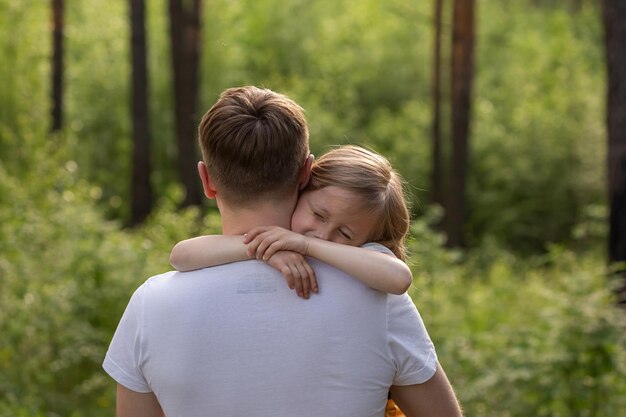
[170,145,413,299]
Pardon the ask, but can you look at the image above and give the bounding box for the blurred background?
[1,0,625,415]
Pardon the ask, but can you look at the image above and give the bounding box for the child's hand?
[265,251,318,299]
[244,226,310,260]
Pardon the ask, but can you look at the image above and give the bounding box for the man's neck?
[219,200,295,235]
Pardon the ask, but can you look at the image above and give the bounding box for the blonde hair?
[306,145,411,260]
[198,86,309,205]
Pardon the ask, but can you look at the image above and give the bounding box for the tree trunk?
[446,0,475,248]
[129,0,153,225]
[51,0,64,132]
[169,0,203,207]
[431,0,445,209]
[602,0,626,302]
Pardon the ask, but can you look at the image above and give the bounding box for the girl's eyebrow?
[308,199,329,216]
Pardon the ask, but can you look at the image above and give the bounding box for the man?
[103,86,462,417]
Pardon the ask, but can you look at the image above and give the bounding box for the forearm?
[305,239,412,294]
[170,235,251,271]
[117,384,165,417]
[389,364,463,417]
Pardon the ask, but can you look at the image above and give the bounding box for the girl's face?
[290,186,378,247]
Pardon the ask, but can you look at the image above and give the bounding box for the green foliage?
[0,137,220,416]
[0,0,606,252]
[408,217,626,417]
[0,0,49,172]
[64,0,132,219]
[470,1,605,251]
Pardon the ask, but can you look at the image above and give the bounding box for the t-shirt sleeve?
[102,284,152,393]
[361,242,395,256]
[387,293,438,385]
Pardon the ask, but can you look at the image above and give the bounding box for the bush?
[0,0,606,252]
[408,223,626,416]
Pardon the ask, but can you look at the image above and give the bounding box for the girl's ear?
[198,161,217,199]
[298,154,314,191]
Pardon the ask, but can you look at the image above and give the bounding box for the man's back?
[104,260,436,417]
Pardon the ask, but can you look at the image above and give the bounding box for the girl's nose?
[315,228,331,241]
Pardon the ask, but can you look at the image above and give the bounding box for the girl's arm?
[170,235,318,299]
[170,235,250,271]
[244,226,412,294]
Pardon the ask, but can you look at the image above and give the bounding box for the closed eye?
[314,212,325,220]
[339,229,351,240]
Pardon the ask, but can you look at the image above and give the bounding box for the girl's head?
[290,145,411,260]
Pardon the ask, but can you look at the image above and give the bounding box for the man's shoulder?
[145,269,178,283]
[135,261,277,296]
[136,269,181,292]
[127,270,177,303]
[143,260,264,283]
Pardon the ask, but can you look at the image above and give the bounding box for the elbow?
[390,281,411,295]
[391,267,412,295]
[169,252,181,271]
[169,244,187,271]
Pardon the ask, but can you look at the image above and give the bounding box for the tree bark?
[169,0,203,207]
[602,0,626,302]
[431,0,445,209]
[129,0,153,225]
[446,0,475,248]
[51,0,64,132]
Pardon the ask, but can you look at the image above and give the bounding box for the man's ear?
[297,154,314,191]
[198,161,217,199]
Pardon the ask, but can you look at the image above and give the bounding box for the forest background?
[1,0,625,416]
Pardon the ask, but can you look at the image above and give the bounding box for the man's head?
[198,86,310,207]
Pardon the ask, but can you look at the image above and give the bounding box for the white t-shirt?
[103,247,437,417]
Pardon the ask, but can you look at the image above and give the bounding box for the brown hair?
[306,145,411,260]
[198,86,309,205]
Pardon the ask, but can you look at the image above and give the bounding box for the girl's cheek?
[290,215,309,235]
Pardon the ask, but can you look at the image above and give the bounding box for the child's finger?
[279,264,297,294]
[248,231,275,257]
[245,236,262,257]
[243,226,269,243]
[262,241,284,260]
[295,263,310,299]
[302,261,318,293]
[255,234,276,259]
[283,269,295,290]
[287,264,304,298]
